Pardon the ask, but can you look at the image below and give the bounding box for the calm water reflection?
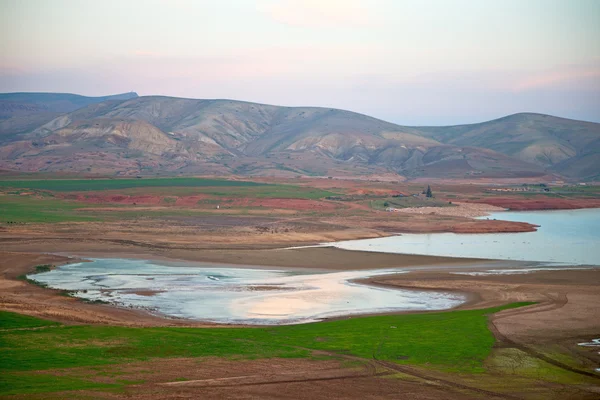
[29,258,465,324]
[334,208,600,265]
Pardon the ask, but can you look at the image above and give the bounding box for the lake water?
[29,258,465,325]
[333,208,600,265]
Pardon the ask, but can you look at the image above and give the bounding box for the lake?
[28,258,465,325]
[27,209,599,324]
[333,208,600,265]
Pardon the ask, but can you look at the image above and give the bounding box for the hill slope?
[1,94,595,180]
[0,92,138,142]
[413,113,600,179]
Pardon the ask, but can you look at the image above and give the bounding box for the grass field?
[0,177,336,199]
[0,304,532,396]
[0,177,339,223]
[0,196,98,223]
[130,184,337,199]
[0,177,265,192]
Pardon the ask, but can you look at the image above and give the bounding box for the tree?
[426,185,433,198]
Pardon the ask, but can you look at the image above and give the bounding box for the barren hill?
[0,92,138,143]
[0,94,596,180]
[413,113,600,180]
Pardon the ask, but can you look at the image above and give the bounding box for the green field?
[134,184,336,199]
[0,178,337,199]
[0,177,339,223]
[1,304,532,396]
[0,196,98,223]
[0,177,265,192]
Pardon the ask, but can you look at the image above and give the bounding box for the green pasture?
[0,196,97,223]
[0,177,337,200]
[0,177,265,192]
[0,177,339,223]
[1,304,532,396]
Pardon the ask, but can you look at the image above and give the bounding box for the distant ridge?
[0,92,139,141]
[0,93,597,180]
[0,91,138,113]
[413,112,600,179]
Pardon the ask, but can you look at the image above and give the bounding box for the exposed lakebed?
[29,258,465,325]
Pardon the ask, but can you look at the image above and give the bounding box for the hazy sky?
[1,0,599,125]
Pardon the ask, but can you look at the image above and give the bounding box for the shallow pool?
[29,258,465,325]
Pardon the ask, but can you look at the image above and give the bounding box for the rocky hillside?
[0,94,596,180]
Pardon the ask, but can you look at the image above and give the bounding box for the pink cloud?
[133,50,163,57]
[512,66,600,91]
[116,44,386,82]
[258,0,376,28]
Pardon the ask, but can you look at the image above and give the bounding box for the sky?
[1,0,599,125]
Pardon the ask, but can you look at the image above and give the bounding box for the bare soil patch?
[391,201,506,218]
[38,357,481,400]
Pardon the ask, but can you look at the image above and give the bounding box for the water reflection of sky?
[334,209,600,265]
[29,258,465,325]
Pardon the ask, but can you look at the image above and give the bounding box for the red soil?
[61,193,164,205]
[470,197,600,211]
[59,193,336,211]
[60,193,209,206]
[174,195,210,206]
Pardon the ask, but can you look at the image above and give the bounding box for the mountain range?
[0,92,598,181]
